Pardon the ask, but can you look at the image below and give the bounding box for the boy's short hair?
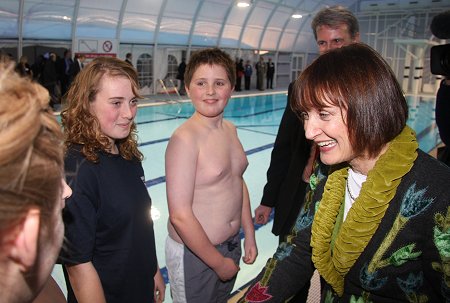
[184,48,236,88]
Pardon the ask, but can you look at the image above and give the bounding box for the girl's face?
[186,64,233,119]
[90,75,138,148]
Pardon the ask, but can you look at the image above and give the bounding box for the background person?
[266,58,275,89]
[177,57,187,95]
[165,48,257,303]
[60,57,165,303]
[0,62,72,303]
[69,53,86,83]
[244,60,253,90]
[125,52,133,66]
[40,52,60,109]
[240,43,450,303]
[254,6,360,302]
[58,49,74,98]
[255,56,266,91]
[235,58,244,91]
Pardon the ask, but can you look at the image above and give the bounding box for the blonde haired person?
[60,57,165,303]
[0,63,71,303]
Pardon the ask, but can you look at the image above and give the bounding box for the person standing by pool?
[244,60,253,90]
[165,48,257,303]
[254,6,361,301]
[60,57,165,303]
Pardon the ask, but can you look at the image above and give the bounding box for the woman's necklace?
[346,177,357,201]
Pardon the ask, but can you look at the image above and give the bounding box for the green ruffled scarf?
[311,126,418,296]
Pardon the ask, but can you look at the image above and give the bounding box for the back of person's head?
[74,53,86,60]
[61,56,143,162]
[292,43,407,158]
[311,6,359,40]
[184,48,236,88]
[0,63,64,299]
[19,55,28,64]
[0,62,64,232]
[126,53,132,59]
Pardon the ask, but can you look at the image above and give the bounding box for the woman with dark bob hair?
[238,43,450,302]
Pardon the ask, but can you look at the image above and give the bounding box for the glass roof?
[1,0,448,52]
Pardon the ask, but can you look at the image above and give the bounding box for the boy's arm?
[241,180,258,264]
[165,133,239,281]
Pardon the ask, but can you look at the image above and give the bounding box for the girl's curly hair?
[61,57,143,162]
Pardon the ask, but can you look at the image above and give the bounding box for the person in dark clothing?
[60,57,165,303]
[40,52,60,108]
[244,60,253,90]
[31,54,45,82]
[266,58,275,89]
[436,77,450,165]
[69,53,86,83]
[177,58,186,95]
[125,52,133,66]
[254,6,361,302]
[235,58,244,91]
[58,49,73,97]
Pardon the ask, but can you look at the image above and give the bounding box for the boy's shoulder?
[173,117,202,137]
[222,119,236,130]
[169,118,203,148]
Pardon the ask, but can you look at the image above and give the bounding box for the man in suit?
[58,49,73,97]
[69,54,86,83]
[254,6,360,302]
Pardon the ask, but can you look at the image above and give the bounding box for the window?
[137,53,152,88]
[166,54,178,80]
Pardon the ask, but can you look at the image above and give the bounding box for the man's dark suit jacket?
[260,82,311,237]
[69,59,82,82]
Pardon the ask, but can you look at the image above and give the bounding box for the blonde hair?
[0,63,64,232]
[61,56,143,162]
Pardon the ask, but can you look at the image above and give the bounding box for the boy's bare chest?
[196,132,247,181]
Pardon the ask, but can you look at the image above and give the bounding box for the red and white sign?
[73,38,118,61]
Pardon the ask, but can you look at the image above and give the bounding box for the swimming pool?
[53,92,441,301]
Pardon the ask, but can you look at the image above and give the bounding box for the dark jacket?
[436,79,450,146]
[260,82,311,236]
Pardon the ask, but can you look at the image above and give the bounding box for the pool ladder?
[158,79,183,116]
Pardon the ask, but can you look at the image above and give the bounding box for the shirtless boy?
[165,48,258,303]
